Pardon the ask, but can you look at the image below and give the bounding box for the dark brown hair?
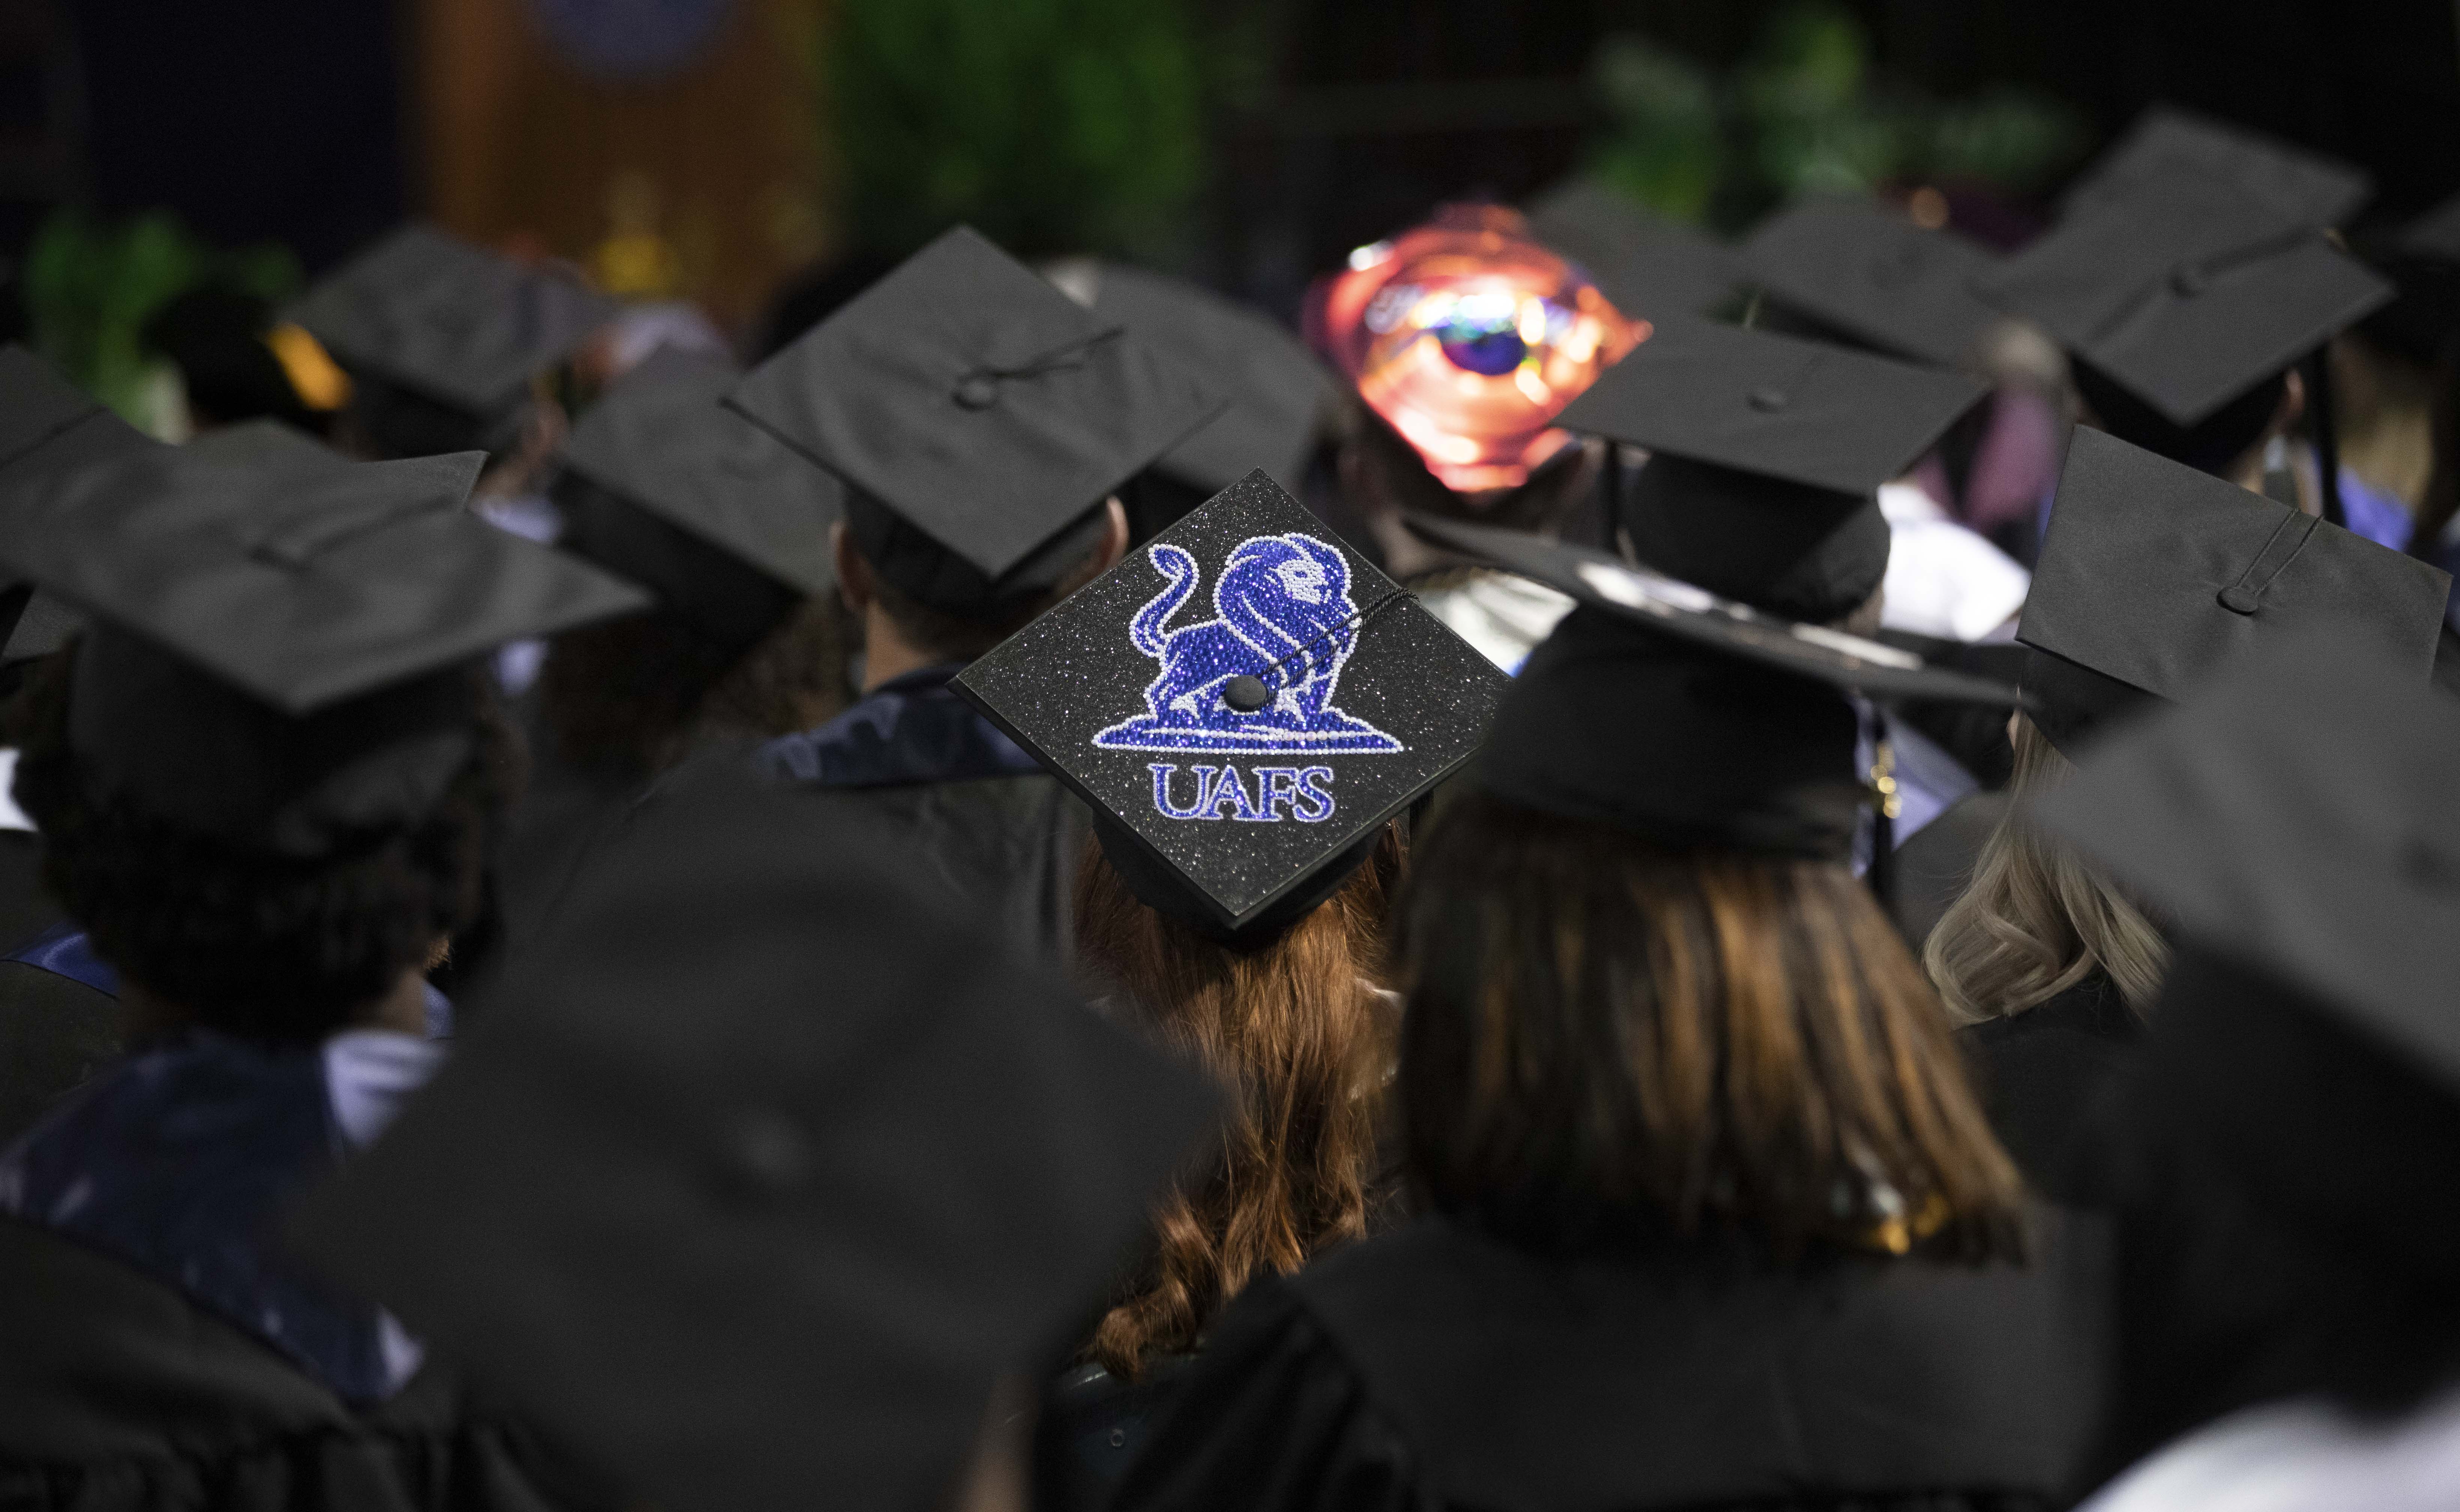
[1075,826,1403,1377]
[542,595,851,782]
[11,650,514,1041]
[1398,790,2025,1262]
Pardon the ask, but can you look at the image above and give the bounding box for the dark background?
[8,0,2458,322]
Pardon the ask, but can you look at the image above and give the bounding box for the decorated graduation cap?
[0,443,648,855]
[1524,177,1742,324]
[1742,196,2007,367]
[1409,515,2023,860]
[289,769,1222,1512]
[2062,105,2372,229]
[1978,168,2390,432]
[559,347,842,648]
[2036,633,2460,1280]
[727,226,1223,617]
[957,470,1508,942]
[1309,203,1651,494]
[2017,425,2449,755]
[287,224,616,453]
[1048,258,1337,499]
[1554,314,1988,623]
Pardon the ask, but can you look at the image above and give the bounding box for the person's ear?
[832,520,875,615]
[1090,497,1130,575]
[2274,367,2308,440]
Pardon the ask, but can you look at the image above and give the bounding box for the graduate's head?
[1365,553,2033,1264]
[544,351,852,776]
[12,646,516,1041]
[726,226,1221,669]
[0,435,644,1041]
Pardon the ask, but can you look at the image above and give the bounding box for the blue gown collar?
[757,661,1042,789]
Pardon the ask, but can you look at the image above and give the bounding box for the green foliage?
[826,0,1215,264]
[23,207,299,429]
[1586,1,2086,231]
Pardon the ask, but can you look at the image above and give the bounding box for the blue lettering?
[1151,763,1211,820]
[1257,766,1305,821]
[1201,764,1272,822]
[1291,766,1337,823]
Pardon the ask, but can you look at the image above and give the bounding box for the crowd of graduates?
[0,102,2457,1512]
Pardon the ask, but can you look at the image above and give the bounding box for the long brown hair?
[1399,790,2025,1263]
[1075,827,1401,1377]
[1924,714,2169,1021]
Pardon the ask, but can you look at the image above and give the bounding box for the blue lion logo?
[1092,533,1405,754]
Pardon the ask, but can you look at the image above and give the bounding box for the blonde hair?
[1923,715,2168,1023]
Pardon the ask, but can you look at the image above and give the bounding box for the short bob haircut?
[1397,789,2026,1263]
[9,649,516,1042]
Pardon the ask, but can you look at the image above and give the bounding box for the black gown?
[0,1219,616,1510]
[1961,971,2140,1205]
[1112,1211,2113,1512]
[758,663,1089,965]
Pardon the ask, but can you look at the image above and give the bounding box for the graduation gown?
[0,923,119,1143]
[1961,971,2140,1206]
[757,662,1089,964]
[1113,1212,2114,1512]
[0,1028,609,1510]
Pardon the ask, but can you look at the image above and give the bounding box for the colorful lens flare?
[1307,205,1649,493]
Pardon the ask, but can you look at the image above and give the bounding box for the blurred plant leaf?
[1588,36,1723,222]
[826,0,1216,264]
[1920,87,2089,191]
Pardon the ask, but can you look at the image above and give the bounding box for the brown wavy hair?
[542,595,851,783]
[1075,826,1403,1378]
[1400,790,2025,1263]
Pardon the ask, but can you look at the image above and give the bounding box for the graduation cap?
[956,470,1508,941]
[1977,168,2391,430]
[1408,515,2023,859]
[181,415,347,471]
[287,224,616,441]
[559,348,843,648]
[1741,196,2008,368]
[288,767,1223,1512]
[1309,203,1651,494]
[0,444,648,854]
[2017,425,2449,755]
[1049,259,1337,497]
[1523,176,1742,323]
[1553,314,1988,622]
[727,227,1224,616]
[0,346,166,667]
[2062,105,2373,229]
[2035,634,2460,1278]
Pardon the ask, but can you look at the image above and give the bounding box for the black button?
[1222,674,1271,712]
[2215,584,2262,615]
[953,373,1000,409]
[2170,264,2208,297]
[716,1108,811,1201]
[1748,387,1789,412]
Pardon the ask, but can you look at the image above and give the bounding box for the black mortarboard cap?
[1410,516,2023,858]
[0,444,648,853]
[2062,106,2372,229]
[1555,314,1987,622]
[0,344,108,468]
[2399,190,2460,264]
[0,346,164,662]
[180,415,346,471]
[288,769,1223,1512]
[2036,637,2460,1281]
[287,223,616,424]
[559,348,842,646]
[1523,177,1742,322]
[1060,260,1336,494]
[2017,426,2449,755]
[957,470,1507,941]
[727,227,1224,614]
[1742,196,2007,367]
[1979,169,2390,427]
